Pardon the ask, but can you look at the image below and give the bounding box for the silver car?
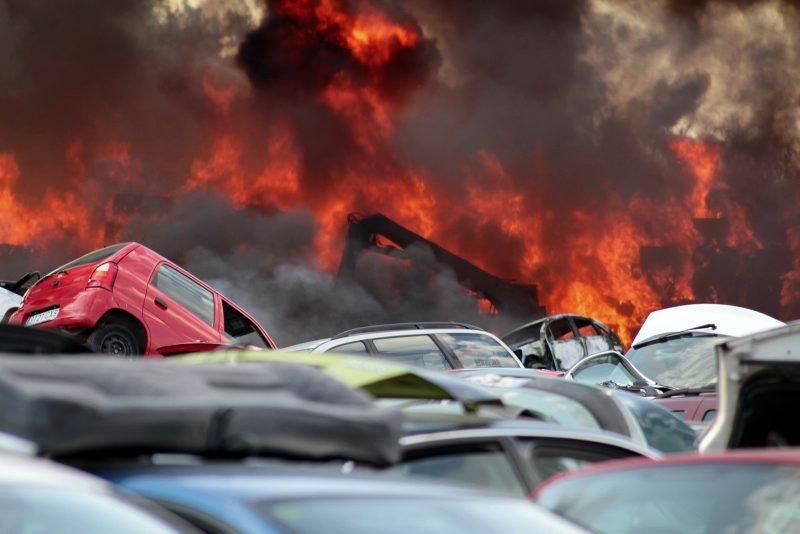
[285,322,524,370]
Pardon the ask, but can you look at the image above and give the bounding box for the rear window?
[372,336,450,370]
[153,265,215,327]
[437,333,520,368]
[49,243,129,274]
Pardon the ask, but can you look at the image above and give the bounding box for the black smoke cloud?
[3,0,800,343]
[125,193,519,345]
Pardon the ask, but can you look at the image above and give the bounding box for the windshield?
[613,392,696,453]
[538,463,800,534]
[499,388,602,430]
[260,496,575,533]
[625,334,725,389]
[437,333,521,368]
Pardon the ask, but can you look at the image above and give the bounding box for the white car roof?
[282,338,331,352]
[632,304,785,346]
[316,328,501,348]
[0,450,108,491]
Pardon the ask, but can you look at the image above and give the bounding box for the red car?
[10,243,276,356]
[534,449,800,532]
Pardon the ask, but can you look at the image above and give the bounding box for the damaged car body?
[700,322,800,452]
[502,314,624,371]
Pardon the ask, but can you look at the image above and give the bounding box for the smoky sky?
[2,0,800,343]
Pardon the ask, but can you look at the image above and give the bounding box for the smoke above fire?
[2,0,800,345]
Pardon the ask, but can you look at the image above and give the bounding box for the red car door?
[141,263,220,354]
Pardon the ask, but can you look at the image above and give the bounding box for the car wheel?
[87,323,141,357]
[1,308,17,324]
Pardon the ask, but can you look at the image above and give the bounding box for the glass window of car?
[437,333,519,368]
[571,354,637,387]
[222,301,268,348]
[391,446,525,496]
[261,496,574,534]
[499,389,602,430]
[0,486,188,534]
[527,440,639,482]
[49,243,128,275]
[624,333,723,389]
[326,341,370,355]
[703,409,717,422]
[613,391,696,453]
[537,463,800,534]
[372,336,450,370]
[502,324,542,347]
[153,265,215,327]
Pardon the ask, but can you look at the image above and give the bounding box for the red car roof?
[532,448,800,499]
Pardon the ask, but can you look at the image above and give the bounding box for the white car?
[284,322,524,370]
[0,272,39,323]
[565,304,785,393]
[0,287,21,323]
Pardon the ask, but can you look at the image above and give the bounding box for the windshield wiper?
[658,385,716,398]
[602,381,671,397]
[632,323,717,350]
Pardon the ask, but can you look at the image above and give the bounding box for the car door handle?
[154,297,168,310]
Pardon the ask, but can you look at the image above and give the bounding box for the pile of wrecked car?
[2,242,800,532]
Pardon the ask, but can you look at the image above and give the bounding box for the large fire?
[1,0,796,346]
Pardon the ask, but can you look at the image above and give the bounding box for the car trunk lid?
[699,323,800,452]
[20,244,135,318]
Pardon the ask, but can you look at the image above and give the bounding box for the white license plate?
[25,308,59,326]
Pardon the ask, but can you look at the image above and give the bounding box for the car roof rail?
[331,322,486,340]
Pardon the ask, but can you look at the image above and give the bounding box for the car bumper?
[11,289,118,333]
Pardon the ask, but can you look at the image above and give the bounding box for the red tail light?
[86,262,118,290]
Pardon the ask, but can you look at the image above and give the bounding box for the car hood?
[632,304,784,346]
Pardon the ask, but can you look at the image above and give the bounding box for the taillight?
[86,262,118,290]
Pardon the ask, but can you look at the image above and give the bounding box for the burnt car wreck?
[502,314,624,371]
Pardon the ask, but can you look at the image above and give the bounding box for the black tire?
[87,323,141,357]
[1,308,17,324]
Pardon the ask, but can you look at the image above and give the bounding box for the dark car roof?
[0,356,402,465]
[453,368,631,436]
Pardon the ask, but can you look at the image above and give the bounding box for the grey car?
[394,418,660,496]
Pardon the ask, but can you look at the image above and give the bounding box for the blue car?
[95,461,583,533]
